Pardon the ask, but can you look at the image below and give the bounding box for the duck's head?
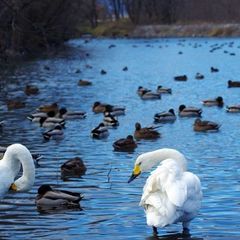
[179,104,186,112]
[169,109,175,115]
[127,135,134,140]
[59,107,67,115]
[135,122,141,130]
[93,101,101,107]
[216,96,223,104]
[38,184,52,195]
[194,118,202,125]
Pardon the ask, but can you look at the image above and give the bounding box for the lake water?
[0,38,239,239]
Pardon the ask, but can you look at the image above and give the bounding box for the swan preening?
[0,144,35,199]
[128,148,202,235]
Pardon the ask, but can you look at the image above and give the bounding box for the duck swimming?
[58,107,86,119]
[156,85,172,94]
[91,123,109,139]
[113,135,137,151]
[140,90,161,100]
[103,111,119,127]
[43,125,64,140]
[226,105,240,113]
[154,109,176,123]
[128,148,202,235]
[36,184,83,208]
[202,96,224,107]
[228,80,240,88]
[193,118,220,132]
[134,122,160,140]
[178,105,202,117]
[39,116,65,128]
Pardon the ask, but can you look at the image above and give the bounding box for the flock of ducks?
[1,39,240,235]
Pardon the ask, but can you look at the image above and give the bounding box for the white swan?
[0,144,35,199]
[128,148,202,235]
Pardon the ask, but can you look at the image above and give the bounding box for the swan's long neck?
[139,148,187,172]
[3,144,35,191]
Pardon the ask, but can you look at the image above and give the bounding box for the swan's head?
[128,148,187,183]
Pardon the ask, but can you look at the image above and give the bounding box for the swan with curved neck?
[128,148,202,235]
[0,144,35,198]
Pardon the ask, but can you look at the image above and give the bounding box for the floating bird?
[78,79,92,86]
[211,67,219,72]
[178,105,202,117]
[226,105,240,113]
[100,69,107,75]
[36,184,83,208]
[43,125,64,140]
[105,104,125,116]
[128,148,202,235]
[58,108,86,119]
[228,80,240,88]
[193,118,220,132]
[122,66,128,71]
[7,100,25,110]
[202,96,224,107]
[137,86,150,96]
[154,109,176,123]
[140,90,161,100]
[61,157,86,179]
[92,102,108,113]
[103,112,119,127]
[134,122,160,140]
[24,85,39,95]
[27,111,56,122]
[174,75,187,81]
[0,144,35,198]
[39,116,65,128]
[195,73,204,80]
[156,85,172,94]
[113,135,137,152]
[37,102,59,113]
[91,123,109,139]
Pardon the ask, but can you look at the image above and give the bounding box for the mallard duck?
[137,86,150,96]
[0,144,35,199]
[211,67,219,72]
[58,108,86,119]
[61,157,86,179]
[113,135,137,151]
[43,125,64,140]
[24,85,39,95]
[100,69,107,75]
[78,79,92,86]
[37,102,59,113]
[91,123,109,139]
[156,85,172,94]
[36,184,83,208]
[92,102,108,113]
[178,105,202,117]
[103,112,119,127]
[128,148,202,235]
[228,80,240,88]
[122,66,128,71]
[105,104,125,116]
[154,109,176,122]
[39,116,65,128]
[195,73,204,80]
[174,75,187,81]
[140,90,161,100]
[226,105,240,113]
[193,118,220,132]
[202,96,224,107]
[7,100,25,110]
[27,111,56,122]
[134,122,160,140]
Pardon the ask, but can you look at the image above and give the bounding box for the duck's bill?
[128,173,140,183]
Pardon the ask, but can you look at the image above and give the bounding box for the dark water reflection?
[0,38,240,239]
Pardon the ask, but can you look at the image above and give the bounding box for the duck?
[156,85,172,94]
[91,123,109,139]
[36,184,83,208]
[61,157,86,179]
[211,67,219,72]
[43,125,64,140]
[7,100,25,110]
[228,80,240,88]
[58,107,86,119]
[202,96,224,107]
[193,118,220,132]
[39,116,65,128]
[226,105,240,113]
[137,86,150,96]
[0,144,35,199]
[27,110,56,122]
[113,135,137,151]
[140,90,161,100]
[122,66,128,71]
[134,122,160,140]
[105,104,125,116]
[24,85,39,95]
[154,109,176,123]
[37,102,59,113]
[195,73,204,80]
[103,112,119,127]
[100,69,107,75]
[174,75,187,81]
[178,105,202,117]
[128,148,202,235]
[92,102,108,113]
[78,79,92,86]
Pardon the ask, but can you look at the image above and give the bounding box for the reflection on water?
[0,38,240,239]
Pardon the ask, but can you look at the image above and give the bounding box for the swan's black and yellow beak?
[128,164,141,183]
[9,183,17,191]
